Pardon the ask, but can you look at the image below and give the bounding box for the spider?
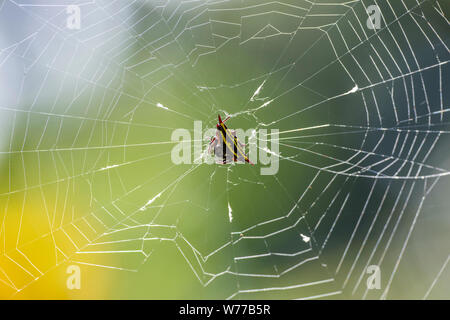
[208,115,254,165]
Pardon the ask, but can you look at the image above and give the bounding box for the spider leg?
[208,137,217,154]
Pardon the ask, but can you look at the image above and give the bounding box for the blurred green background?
[0,0,448,299]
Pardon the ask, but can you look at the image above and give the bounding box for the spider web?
[0,0,449,299]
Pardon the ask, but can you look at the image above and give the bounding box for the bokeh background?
[0,0,449,299]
